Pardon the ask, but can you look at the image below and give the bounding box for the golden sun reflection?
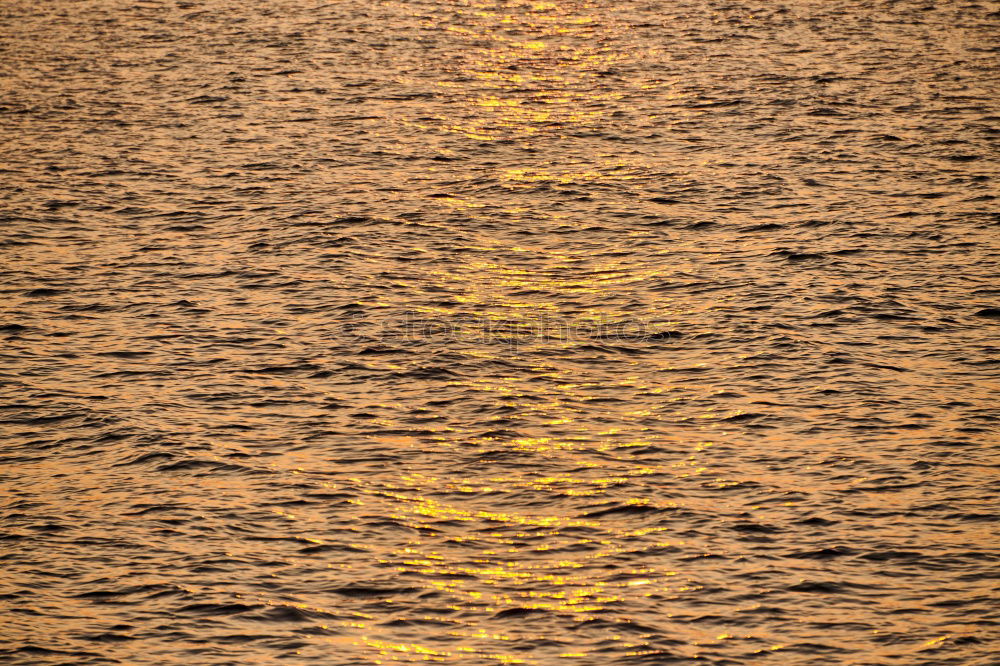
[402,0,630,145]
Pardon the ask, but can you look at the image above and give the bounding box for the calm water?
[2,0,999,664]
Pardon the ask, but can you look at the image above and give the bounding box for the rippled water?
[2,0,999,663]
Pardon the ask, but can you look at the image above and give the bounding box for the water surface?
[1,0,999,663]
